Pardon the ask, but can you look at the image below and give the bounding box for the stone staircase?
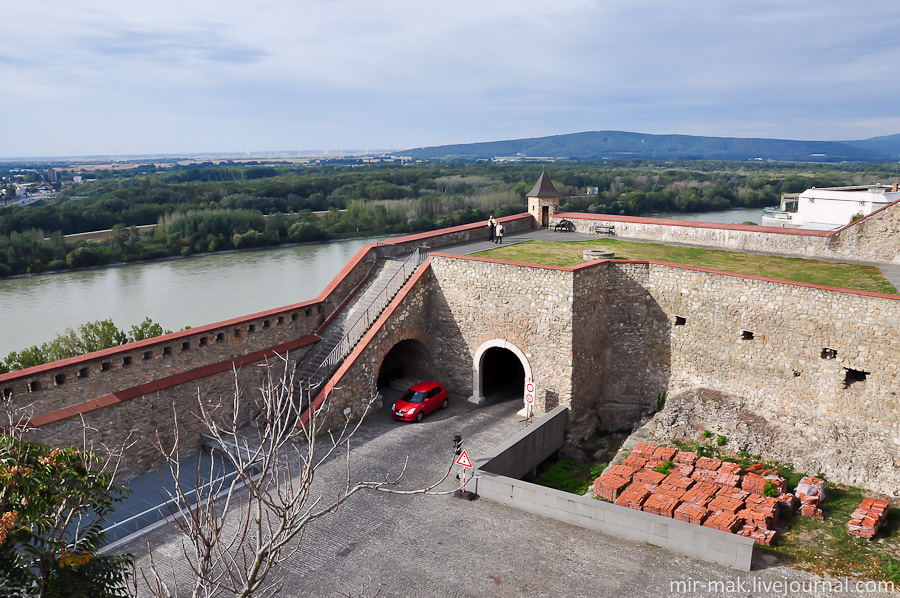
[295,249,425,406]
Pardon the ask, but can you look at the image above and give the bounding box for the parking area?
[119,396,833,597]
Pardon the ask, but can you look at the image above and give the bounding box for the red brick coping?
[27,335,319,428]
[429,253,900,301]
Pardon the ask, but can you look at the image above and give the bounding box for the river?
[0,207,767,358]
[0,237,387,358]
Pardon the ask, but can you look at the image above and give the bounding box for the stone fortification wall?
[302,261,434,431]
[555,212,831,257]
[0,216,536,478]
[825,198,900,263]
[379,213,534,257]
[427,254,576,415]
[624,262,900,494]
[554,206,900,264]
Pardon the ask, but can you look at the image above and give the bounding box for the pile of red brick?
[796,476,825,519]
[595,443,797,546]
[848,497,890,539]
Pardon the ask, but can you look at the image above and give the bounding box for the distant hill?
[403,130,900,162]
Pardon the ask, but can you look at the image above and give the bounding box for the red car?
[391,381,449,422]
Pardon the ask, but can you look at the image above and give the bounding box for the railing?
[303,247,427,395]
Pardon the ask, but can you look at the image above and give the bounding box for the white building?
[762,184,900,230]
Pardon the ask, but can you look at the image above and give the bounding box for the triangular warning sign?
[456,449,472,467]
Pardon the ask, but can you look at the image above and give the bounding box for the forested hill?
[404,131,900,162]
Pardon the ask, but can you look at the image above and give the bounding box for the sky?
[3,0,900,158]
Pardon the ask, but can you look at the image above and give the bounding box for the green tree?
[0,433,133,597]
[127,317,171,342]
[45,320,127,362]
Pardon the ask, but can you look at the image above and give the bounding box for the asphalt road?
[120,394,855,597]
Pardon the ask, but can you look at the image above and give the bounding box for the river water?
[0,238,387,357]
[0,207,767,358]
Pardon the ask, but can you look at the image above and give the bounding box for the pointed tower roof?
[526,170,561,198]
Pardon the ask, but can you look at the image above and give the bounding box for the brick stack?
[708,494,745,515]
[776,493,797,512]
[847,498,890,539]
[633,469,667,490]
[672,451,697,477]
[796,476,825,519]
[737,523,777,546]
[607,464,638,480]
[603,444,786,544]
[615,486,650,510]
[643,493,681,517]
[739,495,779,529]
[674,501,708,525]
[703,511,742,533]
[593,473,632,501]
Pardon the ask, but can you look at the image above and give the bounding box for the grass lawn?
[470,239,898,295]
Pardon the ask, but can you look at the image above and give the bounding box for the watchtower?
[527,170,562,227]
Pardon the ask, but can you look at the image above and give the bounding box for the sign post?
[454,449,477,500]
[524,381,536,419]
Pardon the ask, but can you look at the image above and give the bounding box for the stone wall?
[627,262,900,494]
[553,206,900,264]
[825,198,900,263]
[427,254,576,415]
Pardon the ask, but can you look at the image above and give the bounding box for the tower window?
[741,330,755,340]
[674,316,686,326]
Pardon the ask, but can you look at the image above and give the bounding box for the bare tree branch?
[141,354,461,598]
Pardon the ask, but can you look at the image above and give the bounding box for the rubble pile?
[847,497,890,539]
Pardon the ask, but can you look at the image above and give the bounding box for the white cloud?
[2,0,900,155]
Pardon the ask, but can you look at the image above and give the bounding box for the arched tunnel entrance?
[470,339,531,406]
[377,339,431,390]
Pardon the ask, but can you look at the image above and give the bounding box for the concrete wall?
[471,407,754,571]
[475,405,568,479]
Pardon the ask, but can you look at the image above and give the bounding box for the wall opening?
[123,356,132,367]
[480,347,526,402]
[741,330,755,340]
[674,316,686,326]
[77,367,89,379]
[101,361,111,371]
[377,339,430,390]
[54,374,66,386]
[822,348,838,359]
[844,367,869,390]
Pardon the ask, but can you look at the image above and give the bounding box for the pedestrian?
[496,221,504,244]
[488,215,495,242]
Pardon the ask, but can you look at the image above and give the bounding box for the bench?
[590,224,616,235]
[552,220,574,232]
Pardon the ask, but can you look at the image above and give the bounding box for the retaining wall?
[471,406,754,571]
[553,202,900,264]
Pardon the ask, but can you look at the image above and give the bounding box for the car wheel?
[416,411,424,422]
[442,398,449,409]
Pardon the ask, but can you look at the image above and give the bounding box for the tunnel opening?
[480,347,526,402]
[377,339,430,390]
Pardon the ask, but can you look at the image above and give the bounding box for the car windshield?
[401,390,427,404]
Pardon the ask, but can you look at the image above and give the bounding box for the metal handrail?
[304,248,427,393]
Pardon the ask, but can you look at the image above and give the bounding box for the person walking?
[495,221,504,244]
[488,215,496,242]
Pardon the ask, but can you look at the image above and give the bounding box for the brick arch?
[468,338,533,406]
[373,327,431,367]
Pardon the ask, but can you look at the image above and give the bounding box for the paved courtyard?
[116,393,857,597]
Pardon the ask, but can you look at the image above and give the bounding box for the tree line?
[1,159,897,278]
[0,318,171,374]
